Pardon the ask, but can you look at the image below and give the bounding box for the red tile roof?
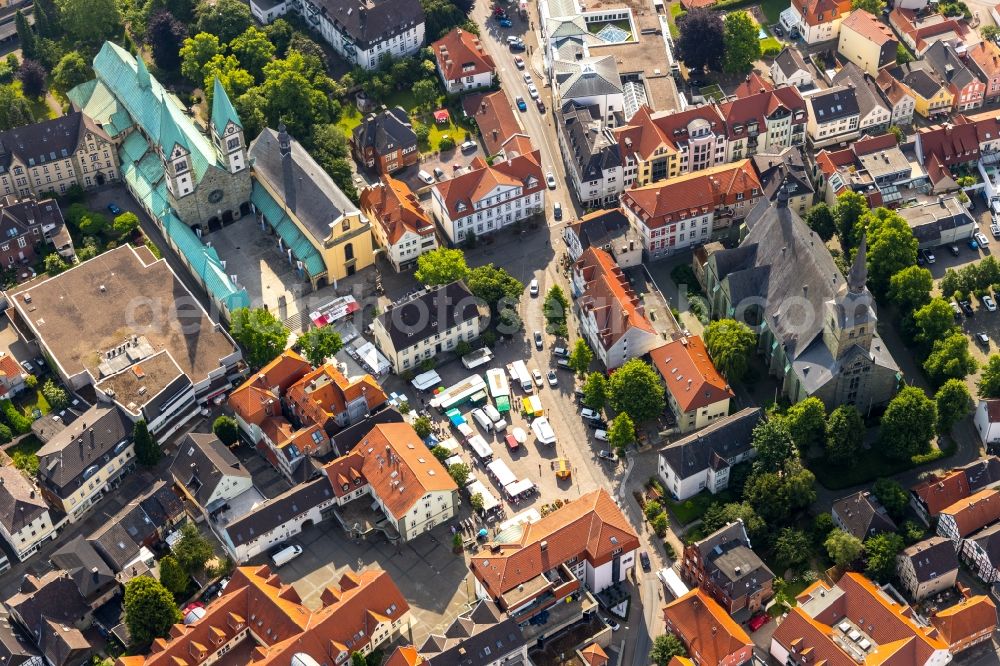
[574,247,656,350]
[663,589,753,666]
[228,350,312,427]
[385,646,425,666]
[433,28,495,83]
[470,489,639,599]
[732,72,774,98]
[360,175,434,246]
[580,643,608,666]
[0,353,21,381]
[434,149,543,220]
[650,336,733,413]
[614,104,726,162]
[940,488,1000,537]
[793,0,851,26]
[285,364,387,429]
[718,86,806,141]
[930,595,997,651]
[917,115,983,167]
[912,468,972,518]
[967,41,1000,78]
[463,91,524,156]
[117,565,409,666]
[841,9,896,45]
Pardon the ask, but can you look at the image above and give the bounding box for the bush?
[651,513,669,537]
[23,374,37,389]
[644,500,665,520]
[41,379,68,409]
[212,416,239,446]
[1,399,32,434]
[0,423,11,443]
[439,135,456,151]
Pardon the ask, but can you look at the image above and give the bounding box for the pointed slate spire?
[136,56,151,90]
[848,233,867,294]
[210,77,242,134]
[159,102,189,158]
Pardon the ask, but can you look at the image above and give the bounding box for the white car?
[417,170,435,185]
[594,429,608,442]
[992,222,1000,238]
[523,72,533,84]
[527,84,539,99]
[546,370,558,386]
[532,368,544,386]
[529,278,539,296]
[460,140,477,152]
[986,295,998,312]
[581,407,602,421]
[546,172,556,189]
[977,231,990,246]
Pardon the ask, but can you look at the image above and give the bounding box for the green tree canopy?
[935,378,972,435]
[851,0,886,13]
[582,372,608,411]
[979,355,1000,398]
[51,51,91,95]
[466,264,522,310]
[751,417,794,473]
[174,522,215,574]
[913,298,958,345]
[296,326,344,367]
[568,339,593,375]
[414,416,434,440]
[448,462,471,487]
[415,247,469,285]
[744,460,816,524]
[785,397,827,453]
[805,203,837,242]
[230,307,290,369]
[878,386,936,460]
[125,576,182,647]
[158,555,189,596]
[543,285,570,337]
[722,11,762,74]
[113,211,140,237]
[57,0,122,44]
[15,11,37,61]
[871,478,909,520]
[134,419,161,466]
[825,528,864,566]
[923,331,977,385]
[608,359,665,424]
[864,532,904,582]
[195,0,253,42]
[835,191,869,250]
[888,265,933,312]
[826,404,864,466]
[180,32,223,86]
[41,378,68,409]
[702,501,765,538]
[230,26,275,82]
[607,413,636,453]
[703,319,756,382]
[774,527,812,570]
[413,78,439,111]
[650,633,687,666]
[864,208,919,295]
[212,415,240,445]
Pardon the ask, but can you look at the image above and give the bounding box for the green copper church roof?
[211,77,242,134]
[250,182,327,279]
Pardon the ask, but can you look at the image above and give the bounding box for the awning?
[496,395,511,413]
[433,108,451,123]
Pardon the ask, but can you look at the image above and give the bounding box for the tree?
[146,10,188,72]
[805,203,837,242]
[230,307,290,369]
[983,25,1000,41]
[415,247,469,285]
[58,0,122,44]
[751,418,794,474]
[864,209,919,295]
[51,51,90,95]
[195,0,252,43]
[265,19,295,56]
[835,191,869,250]
[113,212,140,237]
[702,502,765,538]
[649,633,687,666]
[923,332,977,385]
[608,359,665,424]
[543,285,570,337]
[430,445,450,463]
[296,326,343,366]
[879,386,936,460]
[158,555,189,596]
[230,26,275,81]
[180,32,223,87]
[33,0,59,38]
[174,521,214,573]
[413,78,439,111]
[202,55,254,102]
[134,419,161,466]
[896,42,913,64]
[43,252,69,275]
[851,0,886,13]
[651,512,669,537]
[774,527,812,569]
[448,462,470,487]
[913,298,957,345]
[41,379,68,409]
[826,404,864,465]
[15,11,37,61]
[582,372,608,411]
[607,413,636,453]
[17,60,46,98]
[980,355,1000,398]
[825,528,864,566]
[124,576,182,647]
[703,319,755,382]
[212,415,239,445]
[785,397,826,453]
[889,125,905,144]
[568,339,593,375]
[351,652,367,666]
[864,532,904,582]
[676,8,724,72]
[935,378,972,435]
[469,493,485,513]
[888,265,933,312]
[414,416,433,440]
[872,478,909,520]
[466,264,522,310]
[78,211,108,237]
[722,11,761,74]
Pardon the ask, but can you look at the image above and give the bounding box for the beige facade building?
[0,112,119,198]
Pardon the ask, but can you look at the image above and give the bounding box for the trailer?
[486,368,511,399]
[430,374,488,410]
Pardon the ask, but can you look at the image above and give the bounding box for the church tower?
[822,234,877,360]
[159,103,196,201]
[209,78,247,174]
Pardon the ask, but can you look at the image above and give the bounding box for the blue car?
[107,202,122,215]
[499,18,512,27]
[516,96,527,111]
[970,238,980,250]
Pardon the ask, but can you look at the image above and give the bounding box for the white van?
[411,370,442,391]
[271,544,303,567]
[471,408,494,433]
[483,404,507,431]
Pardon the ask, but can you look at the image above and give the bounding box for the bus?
[430,374,488,411]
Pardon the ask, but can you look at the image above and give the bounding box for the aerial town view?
[4,0,1000,662]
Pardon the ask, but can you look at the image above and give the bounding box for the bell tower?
[209,77,247,174]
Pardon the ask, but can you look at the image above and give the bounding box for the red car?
[748,611,771,632]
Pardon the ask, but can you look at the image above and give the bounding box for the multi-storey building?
[432,28,495,94]
[751,148,815,216]
[937,488,1000,543]
[966,40,1000,103]
[249,0,425,70]
[664,589,754,666]
[805,85,862,147]
[874,69,917,126]
[816,133,926,207]
[680,520,775,614]
[351,107,419,175]
[832,63,893,135]
[0,195,73,271]
[650,336,734,433]
[0,466,54,561]
[779,0,852,43]
[0,112,119,197]
[909,457,1000,525]
[718,84,807,162]
[888,61,954,118]
[896,536,958,601]
[923,40,985,111]
[838,9,898,76]
[360,174,438,272]
[770,48,813,89]
[557,101,623,209]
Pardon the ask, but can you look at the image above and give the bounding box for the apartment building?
[805,85,861,147]
[838,9,898,76]
[360,174,438,272]
[718,84,808,161]
[650,336,733,434]
[0,466,55,561]
[432,28,495,94]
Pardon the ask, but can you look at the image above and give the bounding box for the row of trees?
[675,9,762,75]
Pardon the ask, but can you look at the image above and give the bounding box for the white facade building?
[0,467,55,561]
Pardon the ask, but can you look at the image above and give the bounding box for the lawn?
[5,434,43,476]
[699,84,726,102]
[14,389,51,419]
[424,118,465,153]
[668,3,686,39]
[760,0,788,23]
[335,106,363,137]
[665,490,722,525]
[760,35,782,52]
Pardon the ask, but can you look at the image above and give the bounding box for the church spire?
[211,77,242,134]
[136,56,151,90]
[848,233,867,294]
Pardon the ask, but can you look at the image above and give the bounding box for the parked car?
[523,72,533,84]
[961,300,975,317]
[603,616,620,631]
[556,358,573,370]
[553,346,569,357]
[597,448,615,459]
[514,55,525,69]
[949,244,961,256]
[581,407,602,421]
[499,17,512,27]
[970,238,980,250]
[978,332,991,346]
[553,201,562,220]
[509,39,525,51]
[921,248,936,264]
[532,368,544,386]
[433,167,446,181]
[587,419,609,430]
[546,172,557,189]
[515,96,527,111]
[594,430,608,442]
[977,231,990,246]
[773,25,784,36]
[107,202,122,215]
[749,612,772,632]
[460,140,477,152]
[534,330,543,349]
[535,99,546,113]
[639,551,651,571]
[527,84,539,99]
[529,278,539,296]
[19,360,33,374]
[546,370,558,386]
[986,295,997,312]
[417,170,435,185]
[952,301,963,320]
[916,253,925,266]
[991,222,1000,238]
